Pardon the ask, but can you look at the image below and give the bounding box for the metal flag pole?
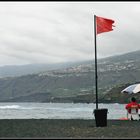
[93,15,115,127]
[94,15,98,110]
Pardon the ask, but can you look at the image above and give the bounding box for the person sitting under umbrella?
[125,97,140,120]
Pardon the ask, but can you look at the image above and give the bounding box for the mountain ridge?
[1,50,140,103]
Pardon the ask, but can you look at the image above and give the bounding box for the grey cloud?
[0,2,140,66]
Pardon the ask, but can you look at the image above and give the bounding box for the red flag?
[96,16,115,34]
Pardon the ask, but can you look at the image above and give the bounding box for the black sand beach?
[0,119,140,138]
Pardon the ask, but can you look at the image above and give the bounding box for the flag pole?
[94,15,98,110]
[93,15,114,127]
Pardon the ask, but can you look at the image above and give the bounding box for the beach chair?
[127,107,140,120]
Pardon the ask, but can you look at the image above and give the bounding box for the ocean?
[0,102,128,119]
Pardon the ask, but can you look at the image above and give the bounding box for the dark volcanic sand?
[0,119,139,138]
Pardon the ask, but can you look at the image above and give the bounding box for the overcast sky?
[0,2,140,66]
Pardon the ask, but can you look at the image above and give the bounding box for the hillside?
[100,83,140,104]
[0,61,91,78]
[1,50,140,103]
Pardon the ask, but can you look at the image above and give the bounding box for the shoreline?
[0,119,139,138]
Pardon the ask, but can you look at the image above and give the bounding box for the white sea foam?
[0,105,34,109]
[0,105,20,109]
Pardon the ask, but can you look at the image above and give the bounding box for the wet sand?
[0,119,140,138]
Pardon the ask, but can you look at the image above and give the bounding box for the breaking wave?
[0,105,33,109]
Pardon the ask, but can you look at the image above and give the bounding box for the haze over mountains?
[0,50,140,103]
[0,61,90,78]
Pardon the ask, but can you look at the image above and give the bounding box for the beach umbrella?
[121,83,140,94]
